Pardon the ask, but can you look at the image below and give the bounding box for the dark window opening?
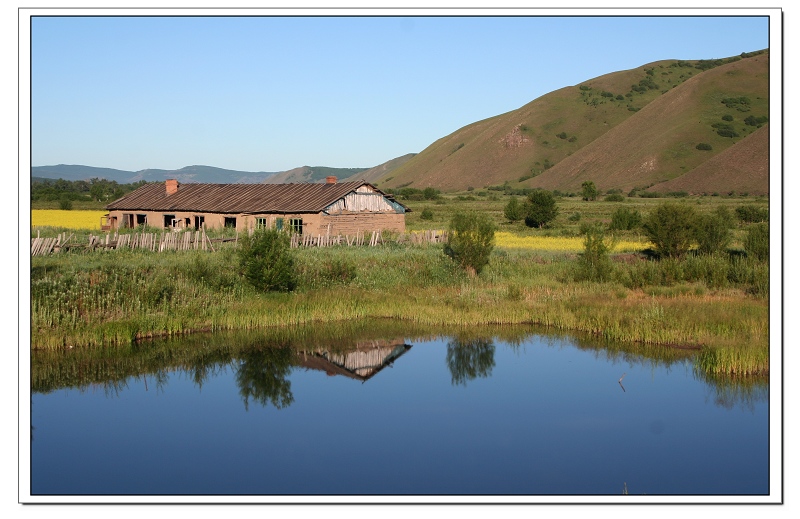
[194,216,205,229]
[164,214,176,228]
[136,214,147,226]
[224,217,237,228]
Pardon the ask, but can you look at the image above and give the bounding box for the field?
[28,193,771,378]
[31,209,107,230]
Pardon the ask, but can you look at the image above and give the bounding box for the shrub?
[503,196,525,222]
[609,207,642,231]
[716,128,740,138]
[444,211,496,275]
[744,223,769,261]
[420,208,434,221]
[556,132,568,139]
[696,143,713,150]
[744,115,768,126]
[604,193,625,202]
[735,205,769,223]
[575,223,615,282]
[423,187,440,200]
[695,211,733,255]
[58,196,73,210]
[524,190,559,228]
[722,114,734,121]
[567,212,582,223]
[642,202,698,258]
[238,228,297,292]
[581,181,599,201]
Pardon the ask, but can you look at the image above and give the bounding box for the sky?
[27,9,773,173]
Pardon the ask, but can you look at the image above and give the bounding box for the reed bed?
[29,242,769,377]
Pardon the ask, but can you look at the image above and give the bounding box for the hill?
[341,153,416,183]
[261,166,370,184]
[377,51,769,194]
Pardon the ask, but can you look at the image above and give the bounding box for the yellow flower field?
[494,231,647,253]
[31,210,108,230]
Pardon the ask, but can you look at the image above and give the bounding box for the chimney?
[326,176,337,184]
[166,179,179,195]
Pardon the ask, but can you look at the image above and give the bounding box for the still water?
[30,325,769,496]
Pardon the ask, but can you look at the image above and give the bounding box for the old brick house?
[104,177,408,235]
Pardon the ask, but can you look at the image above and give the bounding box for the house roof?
[106,180,407,214]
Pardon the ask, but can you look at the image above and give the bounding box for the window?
[289,218,303,235]
[194,216,204,229]
[224,217,237,229]
[164,214,176,228]
[255,217,268,229]
[136,214,147,226]
[275,217,283,231]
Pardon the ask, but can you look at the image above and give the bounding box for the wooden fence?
[31,228,448,256]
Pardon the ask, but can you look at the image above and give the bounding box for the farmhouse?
[104,177,409,235]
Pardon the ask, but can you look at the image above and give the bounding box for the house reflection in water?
[297,339,412,382]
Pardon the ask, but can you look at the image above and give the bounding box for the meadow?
[29,193,771,377]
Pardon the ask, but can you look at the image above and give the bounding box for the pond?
[27,323,770,500]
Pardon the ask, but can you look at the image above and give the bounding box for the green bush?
[420,208,434,221]
[642,202,698,258]
[604,193,625,202]
[238,228,297,292]
[574,223,615,282]
[581,181,599,201]
[735,205,769,223]
[568,212,582,223]
[609,207,642,231]
[444,211,496,275]
[696,143,713,150]
[722,114,734,121]
[716,128,740,138]
[58,195,73,210]
[744,223,769,262]
[695,211,733,255]
[524,190,559,228]
[503,196,525,222]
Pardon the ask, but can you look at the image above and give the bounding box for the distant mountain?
[261,166,370,184]
[377,50,769,195]
[341,153,417,184]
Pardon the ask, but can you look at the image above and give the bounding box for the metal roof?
[106,180,408,214]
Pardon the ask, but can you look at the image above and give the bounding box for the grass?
[28,194,771,378]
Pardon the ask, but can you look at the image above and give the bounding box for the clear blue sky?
[30,12,771,173]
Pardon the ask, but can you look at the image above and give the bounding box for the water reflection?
[30,321,768,411]
[236,346,295,410]
[446,337,495,386]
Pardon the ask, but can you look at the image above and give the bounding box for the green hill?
[378,51,769,195]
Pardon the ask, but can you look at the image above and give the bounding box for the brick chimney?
[326,176,337,184]
[166,179,179,195]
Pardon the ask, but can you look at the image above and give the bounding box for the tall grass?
[29,241,769,378]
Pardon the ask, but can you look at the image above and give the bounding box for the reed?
[29,239,769,376]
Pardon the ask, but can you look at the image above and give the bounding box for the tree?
[609,207,642,231]
[238,228,297,292]
[575,223,615,282]
[503,196,525,222]
[444,211,496,275]
[695,210,733,255]
[524,190,558,228]
[642,202,698,258]
[581,180,599,201]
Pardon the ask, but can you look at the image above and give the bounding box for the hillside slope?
[646,124,769,195]
[378,51,768,194]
